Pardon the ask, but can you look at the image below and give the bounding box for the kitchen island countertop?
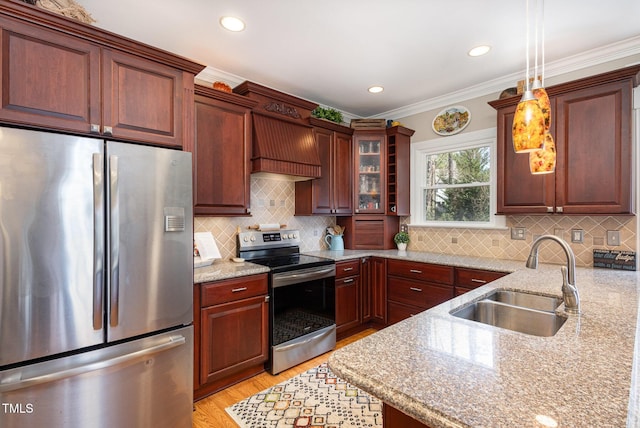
[320,250,640,427]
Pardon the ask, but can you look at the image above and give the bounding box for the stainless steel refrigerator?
[0,127,194,427]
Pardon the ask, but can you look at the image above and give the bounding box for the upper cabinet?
[193,85,258,216]
[354,130,386,214]
[0,2,204,148]
[489,65,640,215]
[386,126,414,216]
[295,117,354,215]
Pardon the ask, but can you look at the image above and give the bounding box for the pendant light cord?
[525,0,530,90]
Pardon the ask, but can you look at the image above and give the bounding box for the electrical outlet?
[510,227,526,240]
[607,230,621,246]
[400,224,408,233]
[571,229,584,243]
[313,229,319,237]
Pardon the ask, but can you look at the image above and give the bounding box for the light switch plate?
[571,229,584,243]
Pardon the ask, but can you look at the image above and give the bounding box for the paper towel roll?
[259,223,281,231]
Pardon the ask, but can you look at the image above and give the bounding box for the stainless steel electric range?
[237,229,336,374]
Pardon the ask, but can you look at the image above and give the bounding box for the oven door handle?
[274,327,335,352]
[272,266,335,288]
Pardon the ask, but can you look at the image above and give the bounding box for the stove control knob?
[243,236,249,242]
[250,236,256,242]
[281,234,287,240]
[289,233,295,239]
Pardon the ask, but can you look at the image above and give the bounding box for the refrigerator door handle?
[92,153,105,330]
[109,155,120,327]
[0,335,186,393]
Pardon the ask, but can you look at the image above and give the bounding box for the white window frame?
[410,128,506,229]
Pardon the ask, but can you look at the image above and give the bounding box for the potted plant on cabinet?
[393,231,409,251]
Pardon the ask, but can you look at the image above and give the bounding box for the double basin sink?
[450,289,567,337]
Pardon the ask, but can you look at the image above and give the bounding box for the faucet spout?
[526,235,580,315]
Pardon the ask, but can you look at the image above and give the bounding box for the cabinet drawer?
[455,268,507,289]
[336,259,360,278]
[387,259,454,284]
[388,276,453,310]
[387,301,423,325]
[201,274,268,307]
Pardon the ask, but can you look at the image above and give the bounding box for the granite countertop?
[326,255,640,427]
[193,260,269,283]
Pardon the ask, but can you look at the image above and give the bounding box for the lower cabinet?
[194,273,269,400]
[454,267,507,296]
[387,259,454,325]
[335,259,361,337]
[383,404,432,428]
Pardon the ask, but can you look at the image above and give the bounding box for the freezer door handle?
[0,335,186,393]
[109,155,120,327]
[93,153,105,330]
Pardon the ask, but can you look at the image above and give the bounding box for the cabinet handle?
[556,206,564,213]
[546,206,554,213]
[471,279,488,284]
[231,287,248,293]
[342,278,355,284]
[265,295,270,303]
[103,126,113,136]
[409,269,422,274]
[391,205,396,212]
[409,287,423,292]
[90,124,101,134]
[342,267,354,272]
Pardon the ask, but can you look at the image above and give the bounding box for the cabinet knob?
[90,124,101,134]
[391,205,396,212]
[546,206,554,213]
[103,126,113,136]
[556,206,564,213]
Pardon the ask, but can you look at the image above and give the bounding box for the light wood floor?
[192,329,376,428]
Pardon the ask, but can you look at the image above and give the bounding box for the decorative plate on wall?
[432,105,471,136]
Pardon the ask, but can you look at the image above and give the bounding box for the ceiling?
[79,0,640,118]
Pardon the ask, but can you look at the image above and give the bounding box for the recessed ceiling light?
[220,16,245,32]
[368,85,384,94]
[468,45,491,57]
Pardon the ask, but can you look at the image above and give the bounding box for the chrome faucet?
[526,235,581,315]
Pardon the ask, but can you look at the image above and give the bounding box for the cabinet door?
[200,295,268,385]
[194,94,252,215]
[0,16,100,134]
[554,80,633,214]
[336,275,360,335]
[496,105,555,214]
[333,131,354,214]
[102,49,184,148]
[369,257,387,325]
[309,127,333,214]
[355,133,385,213]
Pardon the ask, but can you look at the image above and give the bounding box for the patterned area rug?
[225,363,382,428]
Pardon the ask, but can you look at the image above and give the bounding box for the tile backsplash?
[406,215,636,267]
[194,175,334,259]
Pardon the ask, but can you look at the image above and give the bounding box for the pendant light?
[529,0,556,174]
[512,0,545,153]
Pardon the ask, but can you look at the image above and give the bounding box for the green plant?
[312,106,343,124]
[393,231,410,244]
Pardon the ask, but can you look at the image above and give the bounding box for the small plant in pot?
[393,231,410,251]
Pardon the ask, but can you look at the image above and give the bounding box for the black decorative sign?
[593,249,636,271]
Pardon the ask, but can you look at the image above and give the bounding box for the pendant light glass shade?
[532,80,551,131]
[512,90,545,153]
[529,131,556,174]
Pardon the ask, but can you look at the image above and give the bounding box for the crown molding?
[196,35,640,120]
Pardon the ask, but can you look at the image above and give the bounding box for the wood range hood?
[233,81,321,180]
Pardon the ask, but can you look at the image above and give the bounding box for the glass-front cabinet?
[355,132,385,213]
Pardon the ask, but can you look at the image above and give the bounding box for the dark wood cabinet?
[386,126,414,216]
[193,86,258,216]
[490,65,640,215]
[454,267,507,296]
[295,118,353,215]
[362,257,387,326]
[337,215,399,250]
[194,274,269,400]
[335,260,361,336]
[387,259,454,325]
[383,404,431,428]
[0,3,203,148]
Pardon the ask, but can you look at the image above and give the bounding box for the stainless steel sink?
[483,289,562,312]
[450,289,567,337]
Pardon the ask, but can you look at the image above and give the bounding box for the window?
[411,128,504,228]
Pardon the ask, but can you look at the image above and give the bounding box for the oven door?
[269,265,336,374]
